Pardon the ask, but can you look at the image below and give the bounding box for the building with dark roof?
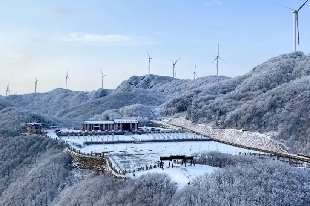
[83,119,138,131]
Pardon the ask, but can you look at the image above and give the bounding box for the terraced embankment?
[67,147,121,177]
[154,117,310,164]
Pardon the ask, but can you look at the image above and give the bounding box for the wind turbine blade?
[298,0,309,11]
[100,70,103,75]
[278,3,294,11]
[219,56,227,63]
[170,59,174,64]
[175,58,181,63]
[212,57,217,63]
[147,52,150,58]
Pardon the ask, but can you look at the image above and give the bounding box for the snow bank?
[169,117,285,153]
[126,164,217,189]
[46,130,58,139]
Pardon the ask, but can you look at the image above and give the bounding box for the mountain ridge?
[1,52,310,153]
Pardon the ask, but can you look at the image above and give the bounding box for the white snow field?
[167,117,285,153]
[47,129,257,188]
[46,130,59,139]
[58,131,206,146]
[46,128,81,140]
[78,140,252,172]
[126,164,217,189]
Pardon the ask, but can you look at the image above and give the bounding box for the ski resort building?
[83,119,139,131]
[26,123,42,134]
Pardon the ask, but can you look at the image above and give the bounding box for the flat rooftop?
[83,119,138,124]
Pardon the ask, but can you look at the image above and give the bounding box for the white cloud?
[205,0,222,6]
[55,33,154,46]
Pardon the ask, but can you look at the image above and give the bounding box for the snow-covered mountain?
[116,74,229,97]
[1,75,225,124]
[2,52,310,205]
[1,52,310,153]
[2,88,113,116]
[163,52,310,154]
[55,90,166,121]
[0,101,63,135]
[56,75,226,122]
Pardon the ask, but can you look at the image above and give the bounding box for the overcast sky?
[0,0,309,95]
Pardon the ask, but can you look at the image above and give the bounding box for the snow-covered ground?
[46,128,82,139]
[56,132,206,146]
[126,164,217,189]
[59,128,82,133]
[70,137,253,172]
[46,130,59,139]
[168,117,285,153]
[47,129,256,171]
[81,141,251,156]
[46,128,259,188]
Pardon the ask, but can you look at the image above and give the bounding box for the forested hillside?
[0,134,72,205]
[52,154,310,206]
[1,93,310,205]
[0,75,226,124]
[1,52,310,154]
[2,88,113,116]
[52,75,226,122]
[0,98,64,135]
[162,52,310,154]
[1,129,309,206]
[81,75,227,122]
[116,74,228,97]
[55,90,166,122]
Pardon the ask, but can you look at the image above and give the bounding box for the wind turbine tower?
[212,43,226,80]
[171,58,180,78]
[35,78,39,93]
[193,64,197,80]
[6,84,10,97]
[65,70,70,89]
[100,70,107,89]
[147,52,153,75]
[279,0,308,52]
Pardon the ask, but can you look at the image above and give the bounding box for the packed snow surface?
[47,128,260,188]
[168,117,285,153]
[54,131,255,171]
[59,131,206,146]
[126,164,217,189]
[46,130,59,139]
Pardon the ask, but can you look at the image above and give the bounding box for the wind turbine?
[147,52,153,75]
[212,43,226,80]
[170,58,180,78]
[279,0,309,52]
[100,70,107,89]
[6,83,10,97]
[35,78,39,93]
[193,64,197,80]
[65,70,70,89]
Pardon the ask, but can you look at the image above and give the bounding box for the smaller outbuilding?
[26,123,42,134]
